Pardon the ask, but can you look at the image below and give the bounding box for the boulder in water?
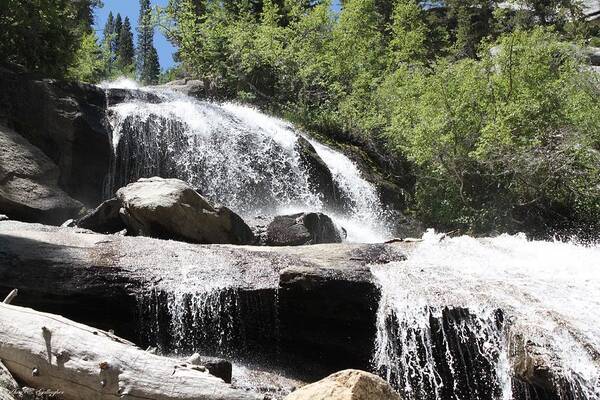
[295,137,341,209]
[284,369,401,400]
[0,124,83,224]
[266,212,342,246]
[116,177,254,245]
[76,198,125,234]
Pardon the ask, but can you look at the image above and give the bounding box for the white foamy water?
[372,231,600,400]
[105,83,389,242]
[99,77,140,90]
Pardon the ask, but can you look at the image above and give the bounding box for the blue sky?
[94,0,342,71]
[94,0,176,70]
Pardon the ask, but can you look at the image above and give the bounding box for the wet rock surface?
[0,220,404,362]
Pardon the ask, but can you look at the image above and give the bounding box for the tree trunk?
[0,303,261,400]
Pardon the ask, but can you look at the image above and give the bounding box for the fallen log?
[0,291,17,400]
[0,303,262,400]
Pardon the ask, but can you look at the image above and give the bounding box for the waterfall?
[102,80,390,243]
[372,231,600,400]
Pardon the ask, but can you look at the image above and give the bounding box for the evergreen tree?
[113,13,123,55]
[138,0,161,84]
[117,17,135,71]
[103,12,115,42]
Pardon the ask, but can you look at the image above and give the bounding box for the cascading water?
[103,80,390,243]
[102,80,392,367]
[372,231,600,400]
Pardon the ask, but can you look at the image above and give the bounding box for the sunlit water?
[373,231,600,399]
[101,79,389,243]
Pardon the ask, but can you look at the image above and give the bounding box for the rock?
[0,215,8,221]
[160,78,208,98]
[187,354,233,384]
[0,66,111,207]
[76,197,125,233]
[285,370,401,400]
[116,177,254,244]
[105,88,162,106]
[295,138,341,209]
[0,124,83,224]
[266,212,342,246]
[587,47,600,66]
[0,221,408,374]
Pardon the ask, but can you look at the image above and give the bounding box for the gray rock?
[187,353,232,384]
[266,212,342,246]
[116,177,254,244]
[0,215,8,221]
[295,138,341,209]
[76,198,125,234]
[0,220,405,371]
[0,124,83,224]
[284,369,401,400]
[159,78,207,98]
[587,46,600,66]
[0,66,111,207]
[105,88,163,106]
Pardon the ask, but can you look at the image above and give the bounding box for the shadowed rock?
[0,124,83,224]
[76,198,124,233]
[266,212,342,246]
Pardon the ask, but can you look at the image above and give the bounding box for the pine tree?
[102,12,116,73]
[147,46,161,83]
[137,0,160,84]
[117,17,135,71]
[113,13,123,55]
[103,11,115,42]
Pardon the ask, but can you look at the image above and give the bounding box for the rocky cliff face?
[0,65,111,208]
[0,124,83,224]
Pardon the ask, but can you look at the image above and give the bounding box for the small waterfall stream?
[372,231,600,400]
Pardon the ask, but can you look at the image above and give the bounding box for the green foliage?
[384,28,600,233]
[66,31,105,83]
[0,0,83,77]
[117,17,136,72]
[136,1,600,235]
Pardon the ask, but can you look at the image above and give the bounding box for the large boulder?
[285,370,401,400]
[266,212,343,246]
[0,65,111,207]
[116,177,254,244]
[0,124,83,224]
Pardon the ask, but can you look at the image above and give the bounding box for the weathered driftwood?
[0,303,261,400]
[0,291,17,400]
[2,289,17,305]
